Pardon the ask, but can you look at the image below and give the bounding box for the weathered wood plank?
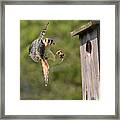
[85,52,92,100]
[80,37,100,100]
[91,38,100,99]
[80,44,86,100]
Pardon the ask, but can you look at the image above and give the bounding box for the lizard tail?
[41,59,49,86]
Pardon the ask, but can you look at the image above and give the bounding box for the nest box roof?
[71,21,100,37]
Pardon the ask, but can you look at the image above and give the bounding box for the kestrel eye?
[42,32,45,35]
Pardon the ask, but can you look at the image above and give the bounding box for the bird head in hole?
[86,40,92,54]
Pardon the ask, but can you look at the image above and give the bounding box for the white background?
[5,5,115,115]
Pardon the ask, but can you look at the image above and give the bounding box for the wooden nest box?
[71,21,100,100]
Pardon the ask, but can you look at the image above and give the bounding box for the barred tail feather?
[39,22,49,40]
